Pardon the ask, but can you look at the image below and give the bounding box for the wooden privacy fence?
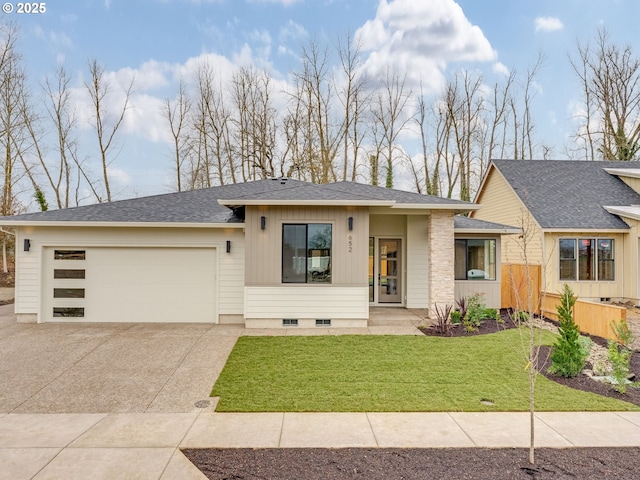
[541,294,626,341]
[501,263,626,340]
[501,264,541,313]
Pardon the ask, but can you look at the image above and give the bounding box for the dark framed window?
[282,224,332,283]
[559,238,614,281]
[54,269,86,279]
[53,307,84,318]
[455,239,496,280]
[54,288,85,299]
[54,250,85,260]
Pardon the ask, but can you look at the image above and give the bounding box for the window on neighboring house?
[455,239,496,280]
[282,224,332,283]
[559,238,614,281]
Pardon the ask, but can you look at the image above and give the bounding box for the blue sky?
[5,0,640,203]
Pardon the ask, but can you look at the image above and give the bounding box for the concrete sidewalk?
[1,411,640,479]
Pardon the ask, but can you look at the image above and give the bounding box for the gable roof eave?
[471,162,543,229]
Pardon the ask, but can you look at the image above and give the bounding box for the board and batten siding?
[243,205,368,325]
[14,226,245,322]
[406,215,429,308]
[473,167,544,265]
[244,205,368,285]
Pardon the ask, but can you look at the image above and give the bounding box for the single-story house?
[1,178,515,327]
[472,159,640,305]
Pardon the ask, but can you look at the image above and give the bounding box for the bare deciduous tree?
[163,79,191,192]
[370,69,412,188]
[571,28,640,160]
[85,59,134,202]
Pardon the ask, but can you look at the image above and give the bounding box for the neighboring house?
[472,159,640,305]
[0,178,515,327]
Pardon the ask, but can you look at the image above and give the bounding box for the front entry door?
[378,239,401,303]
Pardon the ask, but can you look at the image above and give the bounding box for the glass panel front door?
[378,239,401,303]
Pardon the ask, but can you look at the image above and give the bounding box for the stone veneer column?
[428,211,455,312]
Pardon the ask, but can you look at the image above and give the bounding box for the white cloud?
[107,166,132,186]
[355,0,496,93]
[492,62,510,76]
[534,17,564,32]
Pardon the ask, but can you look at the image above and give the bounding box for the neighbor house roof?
[0,178,476,226]
[484,160,640,230]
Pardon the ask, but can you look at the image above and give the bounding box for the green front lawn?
[211,330,640,412]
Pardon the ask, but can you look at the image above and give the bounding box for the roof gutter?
[0,221,246,229]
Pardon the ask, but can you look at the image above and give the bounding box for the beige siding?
[14,226,245,321]
[245,206,368,286]
[369,214,406,236]
[473,167,544,264]
[244,285,368,319]
[15,228,40,314]
[617,176,640,194]
[543,232,629,301]
[406,215,429,308]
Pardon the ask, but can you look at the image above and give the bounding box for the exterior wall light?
[261,216,266,230]
[24,239,30,252]
[226,240,231,253]
[348,216,353,231]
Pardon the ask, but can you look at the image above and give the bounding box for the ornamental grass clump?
[548,284,590,378]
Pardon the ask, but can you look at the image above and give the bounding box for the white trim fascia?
[604,168,640,179]
[541,227,630,233]
[603,205,640,222]
[454,228,521,235]
[0,221,245,229]
[218,199,395,207]
[389,203,479,210]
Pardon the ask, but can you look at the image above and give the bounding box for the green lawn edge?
[211,330,640,413]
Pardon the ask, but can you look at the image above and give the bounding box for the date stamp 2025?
[2,3,47,14]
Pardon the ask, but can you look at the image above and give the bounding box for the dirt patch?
[183,447,640,479]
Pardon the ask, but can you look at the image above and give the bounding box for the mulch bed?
[184,311,640,479]
[183,447,640,479]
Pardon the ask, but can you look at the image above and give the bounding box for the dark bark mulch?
[183,447,640,479]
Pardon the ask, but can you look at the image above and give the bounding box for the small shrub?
[512,310,530,323]
[548,284,588,378]
[464,293,487,329]
[608,320,635,393]
[450,310,462,325]
[485,308,500,322]
[455,296,468,320]
[433,303,453,334]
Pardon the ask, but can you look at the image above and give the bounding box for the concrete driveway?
[0,304,242,414]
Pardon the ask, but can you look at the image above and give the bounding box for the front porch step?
[368,308,432,327]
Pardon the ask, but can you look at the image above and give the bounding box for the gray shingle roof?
[1,178,473,224]
[490,160,640,230]
[454,215,519,232]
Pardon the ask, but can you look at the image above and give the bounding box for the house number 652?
[348,235,353,253]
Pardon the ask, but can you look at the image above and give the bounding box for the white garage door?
[42,247,217,323]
